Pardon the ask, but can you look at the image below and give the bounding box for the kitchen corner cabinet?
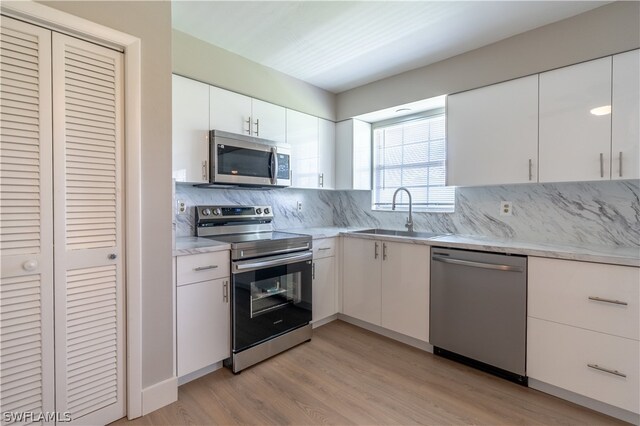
[335,119,372,190]
[318,118,336,189]
[447,75,539,186]
[612,49,640,180]
[176,251,231,377]
[527,257,640,414]
[209,86,286,143]
[312,238,338,322]
[342,238,429,341]
[172,74,210,183]
[539,57,612,183]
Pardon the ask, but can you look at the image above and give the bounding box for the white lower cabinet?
[527,257,640,415]
[342,237,429,342]
[313,256,337,322]
[176,251,230,378]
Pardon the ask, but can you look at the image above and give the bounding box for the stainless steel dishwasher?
[430,247,527,384]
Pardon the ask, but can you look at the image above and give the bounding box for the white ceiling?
[172,1,608,94]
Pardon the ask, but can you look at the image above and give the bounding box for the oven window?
[250,272,301,318]
[218,145,271,178]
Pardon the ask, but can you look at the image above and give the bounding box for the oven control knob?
[213,208,221,216]
[256,208,262,214]
[264,207,270,214]
[201,208,211,216]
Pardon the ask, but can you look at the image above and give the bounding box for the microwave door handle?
[270,147,278,185]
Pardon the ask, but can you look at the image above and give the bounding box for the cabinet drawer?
[528,318,639,413]
[313,238,336,259]
[177,251,230,286]
[528,257,639,340]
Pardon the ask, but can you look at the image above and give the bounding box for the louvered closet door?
[52,33,124,425]
[0,17,55,426]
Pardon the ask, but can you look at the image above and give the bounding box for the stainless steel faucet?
[392,187,414,232]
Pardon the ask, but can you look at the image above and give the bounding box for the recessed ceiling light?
[590,105,611,116]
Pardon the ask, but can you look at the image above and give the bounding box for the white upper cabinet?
[251,98,286,143]
[209,87,286,143]
[287,109,320,188]
[539,57,612,183]
[447,75,539,186]
[335,119,372,190]
[612,49,640,180]
[172,75,210,183]
[209,85,252,136]
[318,118,336,189]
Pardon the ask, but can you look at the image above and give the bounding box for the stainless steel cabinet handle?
[382,243,387,260]
[528,159,533,181]
[202,160,208,181]
[587,364,626,378]
[319,173,324,188]
[600,153,604,178]
[619,151,623,177]
[223,280,229,303]
[245,116,252,134]
[318,247,331,251]
[194,264,218,271]
[312,262,316,280]
[254,118,260,136]
[588,296,628,306]
[374,242,379,259]
[431,255,523,272]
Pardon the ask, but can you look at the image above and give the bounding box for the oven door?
[231,251,312,352]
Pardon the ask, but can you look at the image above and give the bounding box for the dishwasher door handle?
[432,255,524,272]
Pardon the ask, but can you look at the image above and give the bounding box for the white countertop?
[174,228,639,267]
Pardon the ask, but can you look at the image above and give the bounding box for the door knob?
[108,254,117,260]
[23,259,38,271]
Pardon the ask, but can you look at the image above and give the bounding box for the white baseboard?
[311,314,338,328]
[528,378,639,424]
[178,361,223,386]
[337,314,433,352]
[142,376,178,416]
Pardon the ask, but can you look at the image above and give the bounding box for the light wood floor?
[115,320,625,425]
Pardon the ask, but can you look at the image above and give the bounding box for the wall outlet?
[500,201,513,216]
[177,200,186,215]
[297,201,303,212]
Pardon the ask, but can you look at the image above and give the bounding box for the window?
[372,111,455,212]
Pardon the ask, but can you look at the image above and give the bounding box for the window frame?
[370,108,455,213]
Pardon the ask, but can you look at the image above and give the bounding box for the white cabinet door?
[172,75,209,183]
[0,16,55,420]
[380,242,430,342]
[287,109,319,188]
[252,99,286,143]
[539,57,612,182]
[612,49,640,180]
[447,75,539,186]
[342,238,381,325]
[312,256,337,322]
[177,278,230,377]
[335,119,372,190]
[210,86,252,136]
[318,118,336,189]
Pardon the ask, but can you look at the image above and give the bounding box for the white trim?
[177,362,223,386]
[529,378,639,424]
[311,314,338,329]
[0,1,145,419]
[337,314,433,352]
[142,376,178,416]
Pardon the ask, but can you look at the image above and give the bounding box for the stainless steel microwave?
[209,130,291,187]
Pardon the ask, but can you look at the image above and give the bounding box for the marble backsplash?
[175,180,640,248]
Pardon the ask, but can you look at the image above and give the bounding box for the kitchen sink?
[351,228,449,239]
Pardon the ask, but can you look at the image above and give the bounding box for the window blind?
[372,113,455,212]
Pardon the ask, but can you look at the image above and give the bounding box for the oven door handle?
[233,251,312,273]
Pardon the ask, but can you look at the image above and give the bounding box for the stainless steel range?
[196,205,313,373]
